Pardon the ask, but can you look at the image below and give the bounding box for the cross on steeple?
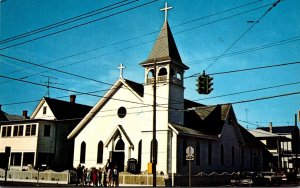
[160,2,172,22]
[118,63,126,78]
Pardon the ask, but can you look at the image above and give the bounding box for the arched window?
[80,141,86,163]
[220,144,224,165]
[97,141,103,164]
[147,69,154,78]
[208,142,212,165]
[183,140,187,166]
[176,72,182,80]
[115,139,125,150]
[196,141,200,165]
[158,67,167,76]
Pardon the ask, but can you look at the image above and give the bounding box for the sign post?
[186,146,194,187]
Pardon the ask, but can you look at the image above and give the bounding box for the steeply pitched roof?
[0,109,8,122]
[140,21,188,69]
[184,101,231,135]
[124,79,144,97]
[44,97,92,121]
[0,108,25,122]
[239,125,268,147]
[170,123,218,139]
[68,79,143,139]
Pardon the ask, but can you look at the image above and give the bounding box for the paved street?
[1,180,300,187]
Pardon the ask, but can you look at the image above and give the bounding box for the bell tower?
[140,5,189,126]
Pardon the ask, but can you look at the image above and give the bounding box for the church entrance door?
[111,138,125,172]
[111,151,125,172]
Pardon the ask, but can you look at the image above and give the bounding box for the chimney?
[269,122,273,133]
[23,110,28,119]
[70,95,76,103]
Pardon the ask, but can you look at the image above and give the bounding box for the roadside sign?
[186,146,194,161]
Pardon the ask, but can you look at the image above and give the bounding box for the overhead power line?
[0,0,273,53]
[186,61,300,78]
[0,73,147,107]
[0,0,137,44]
[1,71,298,126]
[185,90,300,112]
[226,90,300,105]
[195,80,300,101]
[3,76,299,107]
[187,36,300,65]
[0,74,180,115]
[0,54,181,104]
[1,88,110,106]
[0,0,159,51]
[205,0,283,71]
[1,1,275,80]
[0,53,114,86]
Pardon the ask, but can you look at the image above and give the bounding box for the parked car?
[230,171,265,186]
[276,170,287,182]
[261,171,282,185]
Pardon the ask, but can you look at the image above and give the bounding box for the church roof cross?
[160,2,172,22]
[118,63,126,78]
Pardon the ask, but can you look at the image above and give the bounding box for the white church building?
[68,8,270,175]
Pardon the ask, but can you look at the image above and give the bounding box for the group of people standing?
[76,160,119,187]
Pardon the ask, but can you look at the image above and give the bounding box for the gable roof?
[104,125,134,148]
[68,78,144,139]
[0,109,8,122]
[124,79,144,97]
[239,125,268,147]
[140,21,188,70]
[184,102,231,135]
[43,97,92,121]
[31,97,92,122]
[173,101,264,148]
[0,107,25,123]
[169,123,218,140]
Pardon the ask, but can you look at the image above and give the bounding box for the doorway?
[111,152,125,172]
[111,138,125,172]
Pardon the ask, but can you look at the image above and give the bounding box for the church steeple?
[141,2,187,126]
[140,2,188,70]
[140,21,188,70]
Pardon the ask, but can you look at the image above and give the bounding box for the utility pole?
[152,60,157,187]
[295,113,298,174]
[244,109,249,129]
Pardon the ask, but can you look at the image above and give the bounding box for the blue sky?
[0,0,299,129]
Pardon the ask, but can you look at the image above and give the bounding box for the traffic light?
[196,75,206,94]
[206,75,213,94]
[196,71,214,95]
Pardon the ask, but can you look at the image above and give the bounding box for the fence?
[0,168,235,186]
[119,173,166,186]
[119,172,235,186]
[0,168,77,184]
